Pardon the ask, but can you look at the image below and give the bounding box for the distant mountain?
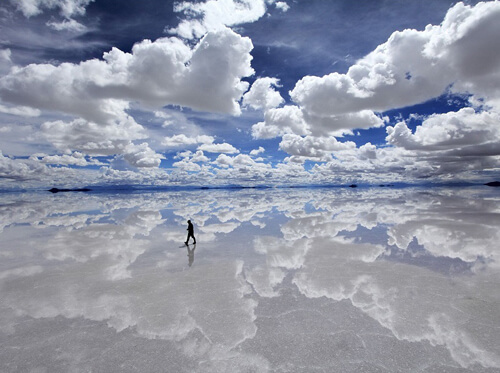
[485,181,500,187]
[48,188,92,193]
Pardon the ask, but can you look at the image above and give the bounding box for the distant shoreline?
[0,181,498,194]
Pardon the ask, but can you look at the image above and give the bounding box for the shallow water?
[1,187,499,372]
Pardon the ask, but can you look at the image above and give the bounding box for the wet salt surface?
[0,187,499,372]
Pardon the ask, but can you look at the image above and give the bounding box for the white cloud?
[169,0,268,40]
[424,2,500,110]
[0,151,49,182]
[233,154,256,166]
[198,142,239,154]
[98,167,163,185]
[0,28,254,119]
[171,150,210,172]
[38,117,165,169]
[379,107,500,179]
[210,153,280,184]
[40,117,146,155]
[30,151,103,166]
[250,146,265,156]
[0,61,133,125]
[387,108,500,152]
[279,134,356,162]
[275,2,290,12]
[239,1,500,184]
[303,109,385,136]
[10,0,94,18]
[0,49,12,75]
[252,105,310,139]
[0,27,253,168]
[287,1,500,135]
[214,153,234,168]
[0,103,40,117]
[242,77,284,110]
[176,150,210,163]
[122,143,165,168]
[46,19,87,32]
[3,1,500,187]
[290,31,443,117]
[162,134,215,148]
[306,144,423,184]
[384,107,500,174]
[172,159,202,172]
[191,150,210,163]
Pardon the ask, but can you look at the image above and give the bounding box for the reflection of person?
[187,244,196,267]
[185,220,196,245]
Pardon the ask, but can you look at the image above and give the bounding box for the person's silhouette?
[185,220,196,245]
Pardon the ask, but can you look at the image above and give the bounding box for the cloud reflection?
[0,187,499,371]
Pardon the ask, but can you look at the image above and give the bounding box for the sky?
[1,0,500,189]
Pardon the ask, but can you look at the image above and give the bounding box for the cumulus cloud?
[250,146,265,156]
[171,150,211,172]
[162,134,215,148]
[279,134,356,162]
[0,27,252,170]
[0,28,254,119]
[172,159,202,172]
[233,154,257,166]
[383,107,500,178]
[387,107,500,152]
[425,2,500,110]
[252,105,310,139]
[252,105,384,139]
[275,2,290,12]
[210,153,280,183]
[198,142,239,154]
[243,77,284,110]
[175,150,210,163]
[191,150,210,163]
[0,27,254,169]
[3,1,500,187]
[37,117,165,168]
[304,110,385,136]
[0,151,49,182]
[40,117,146,155]
[214,153,234,168]
[286,1,500,137]
[243,1,500,183]
[121,143,165,168]
[168,0,269,40]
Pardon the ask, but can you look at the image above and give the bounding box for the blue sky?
[1,0,500,188]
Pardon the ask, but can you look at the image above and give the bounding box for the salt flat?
[0,187,499,372]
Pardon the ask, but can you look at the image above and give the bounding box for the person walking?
[185,220,196,245]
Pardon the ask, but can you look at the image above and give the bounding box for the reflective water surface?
[1,187,499,372]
